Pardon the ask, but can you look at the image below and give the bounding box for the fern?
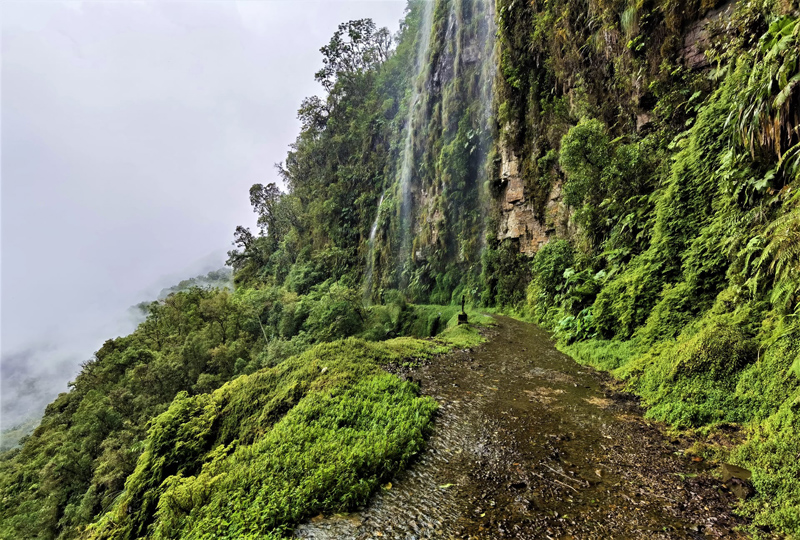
[759,194,800,310]
[734,16,800,180]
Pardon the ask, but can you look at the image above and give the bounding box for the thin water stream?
[363,192,385,302]
[475,0,496,255]
[364,0,435,299]
[396,0,434,277]
[295,316,748,539]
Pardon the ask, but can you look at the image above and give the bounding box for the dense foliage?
[1,288,256,538]
[87,338,440,540]
[490,0,800,533]
[3,0,800,536]
[0,277,487,539]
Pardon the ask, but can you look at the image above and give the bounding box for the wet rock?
[720,463,751,483]
[720,463,755,500]
[636,112,652,132]
[728,479,755,500]
[681,1,736,69]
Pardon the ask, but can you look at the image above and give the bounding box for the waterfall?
[397,0,435,283]
[476,0,497,254]
[362,191,385,302]
[363,0,435,300]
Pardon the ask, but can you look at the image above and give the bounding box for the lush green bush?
[529,240,574,304]
[480,239,531,308]
[302,281,366,342]
[592,259,661,339]
[668,323,757,382]
[0,287,259,540]
[559,118,612,209]
[87,338,440,540]
[519,9,800,535]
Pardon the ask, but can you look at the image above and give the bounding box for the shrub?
[669,323,757,382]
[304,282,366,342]
[530,240,574,302]
[592,258,662,339]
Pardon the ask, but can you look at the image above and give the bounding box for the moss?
[669,323,757,382]
[592,258,663,339]
[560,339,639,371]
[734,388,800,536]
[88,337,443,540]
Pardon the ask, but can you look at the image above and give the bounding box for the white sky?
[0,0,407,428]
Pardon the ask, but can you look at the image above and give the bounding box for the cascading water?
[363,0,435,299]
[362,192,385,302]
[397,0,435,283]
[363,0,494,299]
[475,0,497,254]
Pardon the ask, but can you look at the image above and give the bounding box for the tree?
[315,19,392,93]
[226,226,255,271]
[249,183,282,235]
[297,96,329,133]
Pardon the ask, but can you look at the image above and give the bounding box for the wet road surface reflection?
[295,316,747,539]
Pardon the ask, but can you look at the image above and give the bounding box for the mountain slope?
[2,0,800,537]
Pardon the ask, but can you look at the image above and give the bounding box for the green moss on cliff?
[492,0,800,531]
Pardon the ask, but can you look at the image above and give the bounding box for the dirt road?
[296,316,748,539]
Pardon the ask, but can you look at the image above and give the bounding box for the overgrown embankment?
[86,334,469,540]
[0,285,488,539]
[488,3,800,535]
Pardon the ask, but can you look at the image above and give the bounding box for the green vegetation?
[1,288,256,539]
[155,269,233,300]
[492,0,800,533]
[3,0,800,537]
[0,279,487,539]
[87,339,437,540]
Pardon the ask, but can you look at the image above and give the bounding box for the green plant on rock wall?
[559,118,657,252]
[559,119,613,209]
[525,237,607,341]
[759,192,800,312]
[734,16,800,179]
[480,239,531,308]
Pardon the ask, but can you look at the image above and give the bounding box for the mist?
[1,0,406,432]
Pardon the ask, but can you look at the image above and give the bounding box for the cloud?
[0,0,407,430]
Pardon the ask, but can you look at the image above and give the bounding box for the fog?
[0,0,407,431]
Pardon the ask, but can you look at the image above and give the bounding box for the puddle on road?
[295,316,747,539]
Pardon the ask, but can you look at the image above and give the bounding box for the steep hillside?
[2,0,800,537]
[489,0,800,534]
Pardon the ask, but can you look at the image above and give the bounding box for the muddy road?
[295,316,748,539]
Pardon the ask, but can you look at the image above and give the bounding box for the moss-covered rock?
[669,323,757,382]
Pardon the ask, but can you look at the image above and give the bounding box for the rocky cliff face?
[682,1,737,69]
[496,145,568,255]
[485,0,742,261]
[370,0,787,305]
[369,0,497,301]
